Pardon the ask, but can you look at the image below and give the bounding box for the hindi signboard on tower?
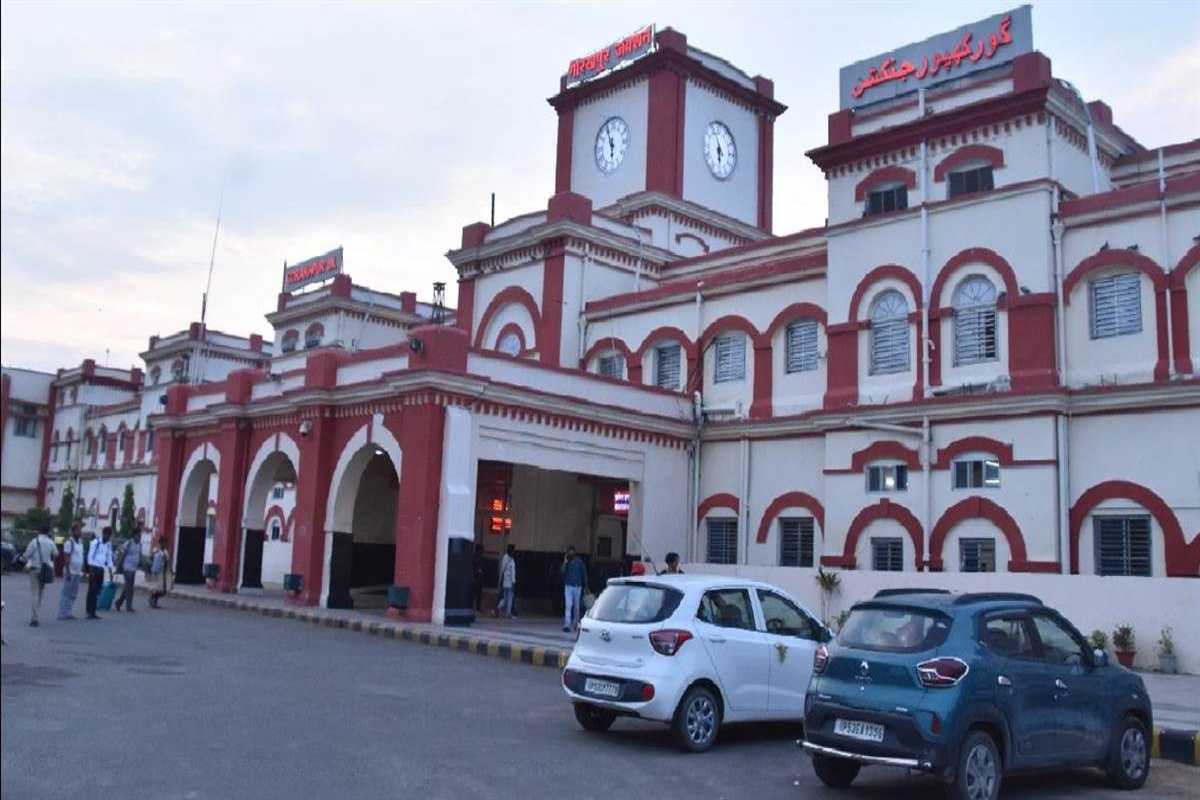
[282,247,343,292]
[839,5,1032,110]
[564,25,655,87]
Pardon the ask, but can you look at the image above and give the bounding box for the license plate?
[584,677,621,698]
[834,718,885,743]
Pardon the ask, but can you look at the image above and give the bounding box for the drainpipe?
[739,436,751,567]
[1159,148,1175,378]
[577,242,591,364]
[922,415,931,571]
[1052,188,1070,574]
[690,283,705,563]
[919,89,932,399]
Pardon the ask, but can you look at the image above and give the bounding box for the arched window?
[497,330,522,356]
[170,358,186,381]
[85,430,95,456]
[117,428,127,452]
[785,319,819,373]
[305,322,324,349]
[952,276,998,365]
[149,366,162,385]
[281,330,299,354]
[98,427,108,454]
[869,290,909,374]
[52,432,61,463]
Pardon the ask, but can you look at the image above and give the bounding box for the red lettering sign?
[565,25,654,85]
[281,247,343,292]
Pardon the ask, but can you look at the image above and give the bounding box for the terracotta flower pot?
[1115,649,1136,668]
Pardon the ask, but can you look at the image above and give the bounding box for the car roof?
[610,573,780,592]
[858,590,1044,614]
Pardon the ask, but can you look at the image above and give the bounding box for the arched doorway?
[325,444,400,608]
[177,450,218,585]
[241,444,299,591]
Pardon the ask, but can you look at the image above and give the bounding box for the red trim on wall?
[823,498,924,570]
[757,112,775,232]
[1170,244,1198,374]
[854,165,917,202]
[755,491,825,544]
[849,264,924,321]
[555,107,573,194]
[933,436,1013,469]
[35,382,57,507]
[633,326,698,389]
[494,323,528,356]
[646,67,686,197]
[763,302,827,342]
[456,278,476,343]
[1069,479,1198,577]
[541,242,566,367]
[933,144,1005,182]
[823,324,859,410]
[826,440,922,474]
[696,492,739,523]
[581,337,635,372]
[472,286,542,350]
[926,496,1033,571]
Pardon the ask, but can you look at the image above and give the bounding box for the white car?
[562,574,831,752]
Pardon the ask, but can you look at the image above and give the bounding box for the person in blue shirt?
[561,546,588,633]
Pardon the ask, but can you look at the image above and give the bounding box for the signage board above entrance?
[564,25,655,87]
[838,5,1032,110]
[282,247,343,292]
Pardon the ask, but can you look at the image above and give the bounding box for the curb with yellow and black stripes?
[159,589,571,670]
[1152,727,1200,766]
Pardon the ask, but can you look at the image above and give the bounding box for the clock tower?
[548,27,786,232]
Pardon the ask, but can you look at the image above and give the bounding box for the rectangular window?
[1094,516,1151,577]
[953,459,1001,489]
[871,537,904,571]
[654,344,682,389]
[869,319,909,374]
[706,518,738,565]
[713,334,746,383]
[865,184,908,216]
[866,464,909,492]
[99,434,107,454]
[954,306,998,365]
[13,404,38,438]
[779,517,815,567]
[146,430,154,453]
[1089,273,1142,339]
[960,538,996,572]
[948,165,995,198]
[598,354,624,379]
[785,320,819,373]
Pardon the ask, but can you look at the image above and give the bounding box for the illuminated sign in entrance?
[564,25,655,87]
[282,247,343,292]
[839,6,1032,110]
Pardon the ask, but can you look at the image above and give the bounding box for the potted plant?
[1157,626,1177,674]
[815,567,841,625]
[1089,629,1109,653]
[1112,623,1136,668]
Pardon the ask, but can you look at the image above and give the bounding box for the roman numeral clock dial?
[595,117,629,174]
[704,121,736,179]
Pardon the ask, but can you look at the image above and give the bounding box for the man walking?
[114,524,143,612]
[86,527,115,620]
[57,522,85,620]
[21,521,59,627]
[496,544,516,619]
[561,546,588,633]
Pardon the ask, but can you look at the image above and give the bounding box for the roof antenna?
[195,176,226,385]
[491,192,495,227]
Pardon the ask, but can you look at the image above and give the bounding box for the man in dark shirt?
[561,547,588,633]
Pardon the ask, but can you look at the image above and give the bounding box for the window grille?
[1094,516,1151,577]
[953,276,998,365]
[960,538,996,572]
[779,517,815,567]
[785,320,819,373]
[655,344,682,389]
[871,537,904,571]
[714,334,746,383]
[706,518,738,564]
[598,354,624,379]
[869,291,909,374]
[1089,272,1142,339]
[948,165,995,198]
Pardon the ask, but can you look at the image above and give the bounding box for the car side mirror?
[1093,649,1108,668]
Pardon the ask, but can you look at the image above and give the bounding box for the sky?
[2,0,1197,374]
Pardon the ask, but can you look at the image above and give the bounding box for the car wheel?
[573,703,617,732]
[811,754,860,788]
[672,685,721,752]
[950,730,1001,800]
[1106,715,1150,790]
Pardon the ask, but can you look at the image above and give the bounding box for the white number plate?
[834,718,885,742]
[584,678,621,698]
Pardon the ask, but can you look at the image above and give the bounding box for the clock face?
[595,117,630,174]
[704,121,737,179]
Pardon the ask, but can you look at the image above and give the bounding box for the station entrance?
[475,460,632,617]
[327,445,399,609]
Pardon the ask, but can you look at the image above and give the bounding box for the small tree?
[12,506,54,550]
[119,483,137,538]
[56,485,76,534]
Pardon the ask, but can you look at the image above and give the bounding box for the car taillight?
[916,657,970,687]
[562,669,578,686]
[649,629,693,656]
[813,644,830,675]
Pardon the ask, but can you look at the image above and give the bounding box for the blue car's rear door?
[1029,611,1109,762]
[980,612,1063,766]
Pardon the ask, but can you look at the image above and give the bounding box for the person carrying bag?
[21,520,59,627]
[85,527,116,620]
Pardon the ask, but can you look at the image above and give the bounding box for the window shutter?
[779,517,815,567]
[871,538,903,571]
[714,334,746,383]
[706,518,738,565]
[1095,516,1151,576]
[960,539,996,572]
[870,319,909,374]
[655,344,682,389]
[598,354,624,379]
[785,320,819,373]
[1090,273,1142,339]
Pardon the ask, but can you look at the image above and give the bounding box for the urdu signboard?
[564,25,655,87]
[282,247,343,292]
[838,5,1033,110]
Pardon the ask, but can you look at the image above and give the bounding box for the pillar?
[210,419,252,593]
[392,401,446,622]
[288,408,335,606]
[823,323,860,409]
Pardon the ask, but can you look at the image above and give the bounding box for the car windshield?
[588,583,683,624]
[838,606,951,653]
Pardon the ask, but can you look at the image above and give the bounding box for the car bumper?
[561,659,687,723]
[802,740,935,770]
[804,696,947,773]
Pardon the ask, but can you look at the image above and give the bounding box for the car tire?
[811,754,860,788]
[1106,714,1150,790]
[949,730,1001,800]
[573,703,617,732]
[672,685,721,752]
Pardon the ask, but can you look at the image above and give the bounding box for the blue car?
[803,590,1152,799]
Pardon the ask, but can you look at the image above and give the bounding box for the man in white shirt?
[21,521,59,627]
[58,522,85,620]
[85,526,115,620]
[496,544,517,619]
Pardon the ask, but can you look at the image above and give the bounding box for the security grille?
[871,537,904,571]
[953,277,998,365]
[779,517,815,567]
[714,334,746,383]
[948,165,995,198]
[706,518,738,564]
[655,344,682,389]
[1094,516,1151,577]
[960,538,996,572]
[1089,273,1142,339]
[785,319,819,373]
[598,354,624,379]
[869,291,910,374]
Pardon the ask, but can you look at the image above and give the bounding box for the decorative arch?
[850,440,922,472]
[933,144,1005,182]
[763,302,828,342]
[305,322,325,347]
[854,165,917,202]
[933,436,1014,469]
[1063,249,1168,301]
[634,326,697,361]
[324,418,403,534]
[926,496,1041,571]
[696,492,739,523]
[1169,244,1199,375]
[581,336,635,372]
[824,499,924,570]
[177,440,220,528]
[1069,480,1197,577]
[494,322,527,356]
[930,248,1019,310]
[264,505,290,541]
[755,491,825,544]
[848,264,924,322]
[241,432,302,529]
[698,314,763,349]
[473,286,542,350]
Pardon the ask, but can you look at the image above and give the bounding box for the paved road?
[2,576,1194,799]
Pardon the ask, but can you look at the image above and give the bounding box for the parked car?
[1,533,17,572]
[802,590,1152,799]
[562,574,830,752]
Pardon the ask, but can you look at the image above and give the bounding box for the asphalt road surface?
[2,576,1194,799]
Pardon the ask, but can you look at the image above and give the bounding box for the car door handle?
[997,675,1012,687]
[1054,678,1069,692]
[707,635,726,644]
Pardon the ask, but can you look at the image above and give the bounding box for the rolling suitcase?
[98,581,118,611]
